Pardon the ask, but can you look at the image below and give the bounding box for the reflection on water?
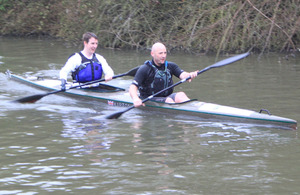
[125,117,299,194]
[0,37,299,194]
[0,103,299,194]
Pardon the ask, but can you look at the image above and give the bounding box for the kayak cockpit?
[79,83,125,93]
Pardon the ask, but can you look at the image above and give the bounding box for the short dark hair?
[82,32,98,43]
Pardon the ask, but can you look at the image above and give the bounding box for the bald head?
[151,42,166,52]
[151,42,167,66]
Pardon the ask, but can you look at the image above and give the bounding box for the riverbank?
[0,0,299,55]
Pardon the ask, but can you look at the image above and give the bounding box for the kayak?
[7,71,297,130]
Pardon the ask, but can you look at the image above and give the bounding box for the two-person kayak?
[6,71,297,130]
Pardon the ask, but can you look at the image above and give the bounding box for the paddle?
[106,52,250,119]
[14,66,140,103]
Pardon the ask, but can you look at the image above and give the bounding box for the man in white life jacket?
[59,32,114,90]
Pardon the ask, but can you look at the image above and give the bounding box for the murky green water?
[0,37,299,194]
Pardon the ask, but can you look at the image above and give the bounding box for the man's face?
[151,45,167,66]
[85,37,98,54]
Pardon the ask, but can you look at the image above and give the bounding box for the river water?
[0,37,299,194]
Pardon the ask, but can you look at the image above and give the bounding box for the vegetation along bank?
[0,0,299,55]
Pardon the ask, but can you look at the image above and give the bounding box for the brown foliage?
[0,0,299,54]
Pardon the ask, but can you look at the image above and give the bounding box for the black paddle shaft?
[14,66,140,103]
[106,52,250,119]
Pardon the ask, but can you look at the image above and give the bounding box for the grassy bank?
[0,0,299,54]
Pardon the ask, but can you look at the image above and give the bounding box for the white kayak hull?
[8,73,297,130]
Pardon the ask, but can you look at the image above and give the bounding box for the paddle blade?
[13,94,45,103]
[210,52,250,68]
[106,106,134,119]
[106,111,125,119]
[126,66,140,77]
